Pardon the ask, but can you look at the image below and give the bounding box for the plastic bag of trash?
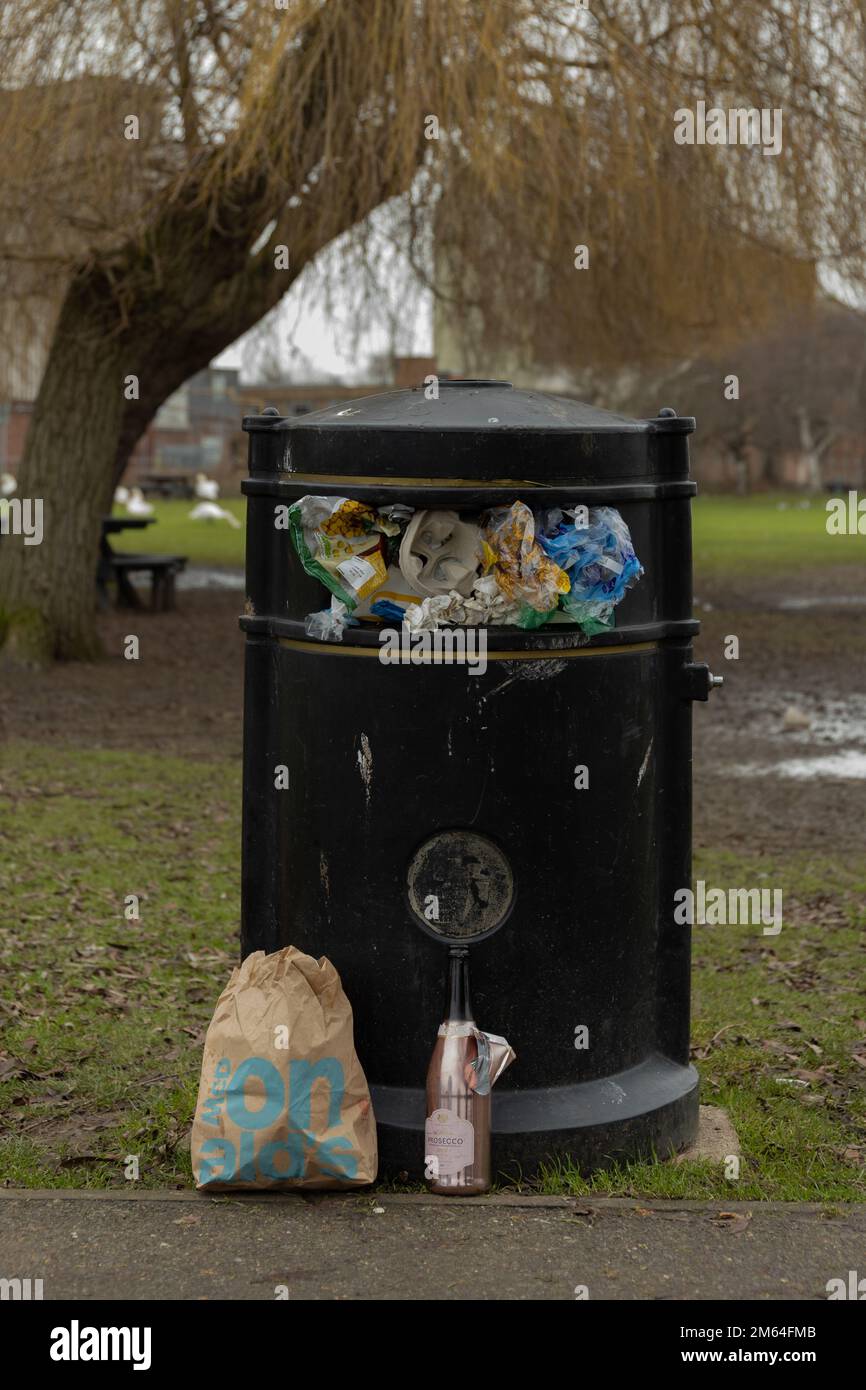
[535,507,584,571]
[304,597,358,642]
[558,506,642,628]
[288,496,395,610]
[192,946,377,1190]
[482,502,570,615]
[515,603,558,630]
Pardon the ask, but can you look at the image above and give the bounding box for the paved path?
[1,1191,862,1300]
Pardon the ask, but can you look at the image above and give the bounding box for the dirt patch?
[692,577,866,857]
[3,568,866,856]
[1,591,245,760]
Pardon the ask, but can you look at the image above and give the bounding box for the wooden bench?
[106,553,188,612]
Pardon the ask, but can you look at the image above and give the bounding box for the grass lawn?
[541,844,866,1200]
[4,489,862,1195]
[692,493,864,579]
[116,493,864,578]
[1,740,864,1198]
[0,743,238,1190]
[112,498,246,568]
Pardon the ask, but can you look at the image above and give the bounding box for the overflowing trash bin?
[239,380,721,1176]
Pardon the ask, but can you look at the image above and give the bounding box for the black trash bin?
[239,381,720,1176]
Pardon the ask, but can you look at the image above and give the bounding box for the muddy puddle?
[725,693,866,781]
[177,567,245,591]
[732,750,866,780]
[776,595,866,611]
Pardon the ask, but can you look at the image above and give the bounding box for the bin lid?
[243,380,694,483]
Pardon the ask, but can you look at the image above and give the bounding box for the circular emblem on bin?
[406,831,515,941]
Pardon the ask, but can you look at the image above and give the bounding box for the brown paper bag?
[192,946,377,1189]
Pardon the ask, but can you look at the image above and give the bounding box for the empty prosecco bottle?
[424,947,491,1195]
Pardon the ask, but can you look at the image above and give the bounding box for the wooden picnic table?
[99,517,154,605]
[98,516,187,612]
[102,516,155,540]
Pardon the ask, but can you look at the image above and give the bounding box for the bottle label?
[424,1108,474,1178]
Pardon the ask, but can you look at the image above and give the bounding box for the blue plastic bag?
[547,507,643,628]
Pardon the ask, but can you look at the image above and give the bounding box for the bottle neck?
[445,950,474,1023]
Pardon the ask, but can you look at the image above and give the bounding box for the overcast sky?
[215,213,434,384]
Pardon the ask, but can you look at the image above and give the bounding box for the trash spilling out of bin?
[425,947,515,1196]
[399,509,487,597]
[288,495,401,610]
[482,500,571,621]
[305,595,358,642]
[191,945,377,1190]
[402,577,522,631]
[553,505,644,633]
[290,495,643,640]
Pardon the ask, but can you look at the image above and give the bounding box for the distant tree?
[757,308,866,490]
[621,305,866,491]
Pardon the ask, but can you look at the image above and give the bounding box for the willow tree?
[1,1,864,664]
[434,3,866,372]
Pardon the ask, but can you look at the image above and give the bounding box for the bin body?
[240,382,707,1174]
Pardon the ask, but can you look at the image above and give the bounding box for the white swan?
[125,487,154,517]
[188,501,240,529]
[194,472,220,501]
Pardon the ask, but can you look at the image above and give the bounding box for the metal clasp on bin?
[682,662,724,701]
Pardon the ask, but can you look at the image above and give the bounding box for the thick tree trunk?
[0,83,421,666]
[0,278,126,664]
[0,209,302,666]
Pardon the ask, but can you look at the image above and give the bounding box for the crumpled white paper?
[403,575,521,631]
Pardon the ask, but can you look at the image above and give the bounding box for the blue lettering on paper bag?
[197,1137,236,1184]
[225,1057,284,1130]
[313,1135,358,1180]
[197,1055,361,1183]
[288,1058,344,1133]
[259,1133,306,1181]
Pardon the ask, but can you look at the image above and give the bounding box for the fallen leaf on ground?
[712,1212,752,1233]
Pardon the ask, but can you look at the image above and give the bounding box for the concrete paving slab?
[0,1191,861,1300]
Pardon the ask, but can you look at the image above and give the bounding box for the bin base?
[372,1054,699,1178]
